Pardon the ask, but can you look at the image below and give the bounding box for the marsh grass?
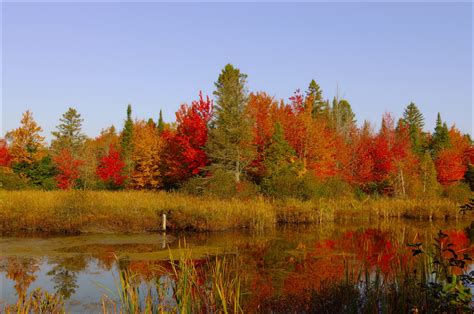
[0,191,275,234]
[2,288,64,314]
[101,243,243,314]
[0,190,467,235]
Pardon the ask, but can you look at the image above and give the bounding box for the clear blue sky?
[2,2,472,141]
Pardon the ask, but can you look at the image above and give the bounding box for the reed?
[0,190,467,235]
[101,243,243,314]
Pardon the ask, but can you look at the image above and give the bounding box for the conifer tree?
[306,79,327,118]
[402,102,425,155]
[207,64,254,183]
[51,107,86,155]
[120,104,134,177]
[157,110,165,134]
[431,113,450,156]
[264,122,297,177]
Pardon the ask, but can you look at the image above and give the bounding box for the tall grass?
[101,244,243,314]
[0,190,275,234]
[2,288,64,314]
[0,190,466,235]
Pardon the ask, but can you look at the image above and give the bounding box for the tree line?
[1,64,473,198]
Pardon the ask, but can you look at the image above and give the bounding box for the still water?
[1,219,473,312]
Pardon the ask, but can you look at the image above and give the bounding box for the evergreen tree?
[431,113,450,156]
[120,104,134,158]
[264,122,298,176]
[207,64,254,183]
[51,107,86,155]
[157,110,165,133]
[306,79,327,118]
[402,102,425,155]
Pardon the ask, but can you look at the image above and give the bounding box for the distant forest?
[1,64,473,199]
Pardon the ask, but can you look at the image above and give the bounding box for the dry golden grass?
[0,191,467,235]
[0,190,275,234]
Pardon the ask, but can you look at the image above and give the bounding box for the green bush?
[0,167,30,190]
[262,173,353,200]
[442,183,473,203]
[181,169,259,199]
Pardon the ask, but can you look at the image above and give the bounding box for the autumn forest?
[1,64,472,198]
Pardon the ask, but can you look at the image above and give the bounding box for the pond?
[1,219,474,312]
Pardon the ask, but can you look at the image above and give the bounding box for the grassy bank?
[0,190,470,235]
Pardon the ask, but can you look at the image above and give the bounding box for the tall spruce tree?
[51,107,86,155]
[306,79,327,118]
[120,104,134,177]
[264,122,297,177]
[431,113,450,156]
[157,110,165,133]
[402,102,425,155]
[207,64,254,183]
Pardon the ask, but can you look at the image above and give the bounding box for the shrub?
[442,183,473,203]
[0,167,30,190]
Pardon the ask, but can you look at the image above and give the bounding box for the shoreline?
[0,190,471,236]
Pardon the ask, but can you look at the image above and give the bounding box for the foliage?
[207,64,255,183]
[130,121,163,189]
[120,104,134,176]
[96,144,126,189]
[0,167,30,190]
[162,92,213,187]
[0,139,12,167]
[51,107,86,154]
[431,113,450,157]
[402,102,425,155]
[2,66,473,194]
[53,149,84,190]
[12,155,57,190]
[5,110,46,165]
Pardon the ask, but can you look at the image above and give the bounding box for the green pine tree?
[431,113,450,156]
[51,107,86,155]
[207,64,255,183]
[402,102,425,155]
[306,79,327,118]
[264,122,298,176]
[157,110,165,133]
[120,104,134,177]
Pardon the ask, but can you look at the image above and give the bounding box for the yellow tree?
[130,120,162,189]
[6,110,46,165]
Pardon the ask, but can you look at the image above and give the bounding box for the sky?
[1,2,472,141]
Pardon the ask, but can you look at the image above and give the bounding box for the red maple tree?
[53,149,84,190]
[162,92,213,186]
[435,149,466,186]
[96,145,126,188]
[0,139,11,167]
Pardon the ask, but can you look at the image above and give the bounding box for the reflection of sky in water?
[0,258,117,312]
[1,220,474,311]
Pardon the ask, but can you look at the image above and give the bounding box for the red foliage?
[162,92,213,185]
[53,149,84,190]
[96,145,127,187]
[0,139,11,167]
[435,149,466,186]
[247,92,277,179]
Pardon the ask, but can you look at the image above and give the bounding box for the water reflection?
[1,220,473,312]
